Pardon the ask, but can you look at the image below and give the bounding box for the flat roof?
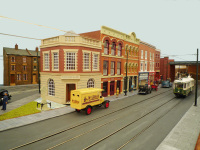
[169,61,200,65]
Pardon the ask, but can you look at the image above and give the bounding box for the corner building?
[40,32,101,104]
[80,26,140,97]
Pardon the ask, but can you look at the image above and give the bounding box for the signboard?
[139,73,148,80]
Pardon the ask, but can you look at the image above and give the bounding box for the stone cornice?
[101,26,140,45]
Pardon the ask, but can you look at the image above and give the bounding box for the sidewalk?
[156,96,200,150]
[0,90,138,131]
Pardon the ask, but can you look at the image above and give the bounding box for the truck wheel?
[104,101,109,108]
[85,106,92,115]
[76,109,81,113]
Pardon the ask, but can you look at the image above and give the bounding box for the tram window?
[176,83,183,88]
[184,83,186,88]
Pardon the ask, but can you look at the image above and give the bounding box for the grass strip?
[0,101,41,121]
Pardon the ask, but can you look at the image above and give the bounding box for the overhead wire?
[0,15,67,32]
[0,33,41,40]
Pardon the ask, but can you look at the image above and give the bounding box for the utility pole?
[194,48,198,106]
[124,49,128,96]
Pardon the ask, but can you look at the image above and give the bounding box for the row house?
[3,44,40,86]
[80,26,140,97]
[40,32,101,104]
[138,41,156,85]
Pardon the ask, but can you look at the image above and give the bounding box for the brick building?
[80,26,140,97]
[3,44,40,86]
[160,57,174,81]
[155,49,161,80]
[40,31,101,104]
[138,41,156,85]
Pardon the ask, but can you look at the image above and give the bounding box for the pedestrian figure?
[1,92,8,111]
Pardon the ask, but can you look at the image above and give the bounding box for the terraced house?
[80,26,140,97]
[40,31,101,104]
[3,44,40,86]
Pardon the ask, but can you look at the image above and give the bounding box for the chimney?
[15,44,18,50]
[35,47,39,52]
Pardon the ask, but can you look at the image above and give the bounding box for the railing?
[41,35,101,48]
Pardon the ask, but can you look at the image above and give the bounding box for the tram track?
[10,89,172,150]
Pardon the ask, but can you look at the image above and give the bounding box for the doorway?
[10,74,15,85]
[110,81,115,96]
[102,82,108,97]
[66,84,76,103]
[32,75,37,84]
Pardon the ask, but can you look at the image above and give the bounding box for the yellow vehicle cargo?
[70,88,110,115]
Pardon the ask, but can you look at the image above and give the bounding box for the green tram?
[173,76,194,98]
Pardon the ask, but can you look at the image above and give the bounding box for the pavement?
[0,85,200,150]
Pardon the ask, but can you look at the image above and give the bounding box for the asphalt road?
[0,87,199,150]
[0,84,39,102]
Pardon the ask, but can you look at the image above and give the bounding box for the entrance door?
[110,81,115,96]
[10,74,15,85]
[32,75,37,84]
[102,82,108,97]
[117,80,120,93]
[66,84,76,103]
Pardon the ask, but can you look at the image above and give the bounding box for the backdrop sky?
[0,0,200,84]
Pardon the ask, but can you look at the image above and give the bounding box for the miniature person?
[1,92,8,111]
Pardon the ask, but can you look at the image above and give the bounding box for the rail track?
[10,89,173,150]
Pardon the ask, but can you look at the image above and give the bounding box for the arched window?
[48,79,55,96]
[118,43,122,56]
[129,63,131,73]
[111,42,116,56]
[104,40,109,55]
[87,78,95,88]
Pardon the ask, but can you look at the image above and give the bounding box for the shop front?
[139,72,149,86]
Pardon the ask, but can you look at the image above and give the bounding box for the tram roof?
[169,61,200,65]
[174,77,194,83]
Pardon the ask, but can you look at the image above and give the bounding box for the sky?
[0,0,200,84]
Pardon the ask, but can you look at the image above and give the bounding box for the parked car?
[138,84,152,94]
[0,89,12,106]
[161,80,172,88]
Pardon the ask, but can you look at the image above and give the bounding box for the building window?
[128,63,131,73]
[158,63,159,67]
[132,64,134,73]
[153,54,154,61]
[150,52,152,60]
[111,61,115,75]
[83,53,90,70]
[145,51,147,60]
[103,61,108,75]
[104,40,109,55]
[44,53,49,70]
[87,78,94,88]
[145,62,147,71]
[11,56,15,62]
[111,42,116,56]
[118,43,122,56]
[33,58,37,63]
[23,57,26,63]
[140,63,143,71]
[53,52,59,70]
[93,53,98,70]
[48,79,55,96]
[23,65,27,71]
[124,63,127,73]
[66,52,76,70]
[17,74,21,81]
[141,50,143,59]
[117,62,121,75]
[33,66,37,71]
[11,65,15,71]
[23,74,27,80]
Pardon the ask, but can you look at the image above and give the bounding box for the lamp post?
[124,49,128,96]
[194,48,198,106]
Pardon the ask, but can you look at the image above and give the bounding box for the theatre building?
[40,32,101,104]
[80,26,140,97]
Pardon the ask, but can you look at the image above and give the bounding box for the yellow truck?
[70,88,110,115]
